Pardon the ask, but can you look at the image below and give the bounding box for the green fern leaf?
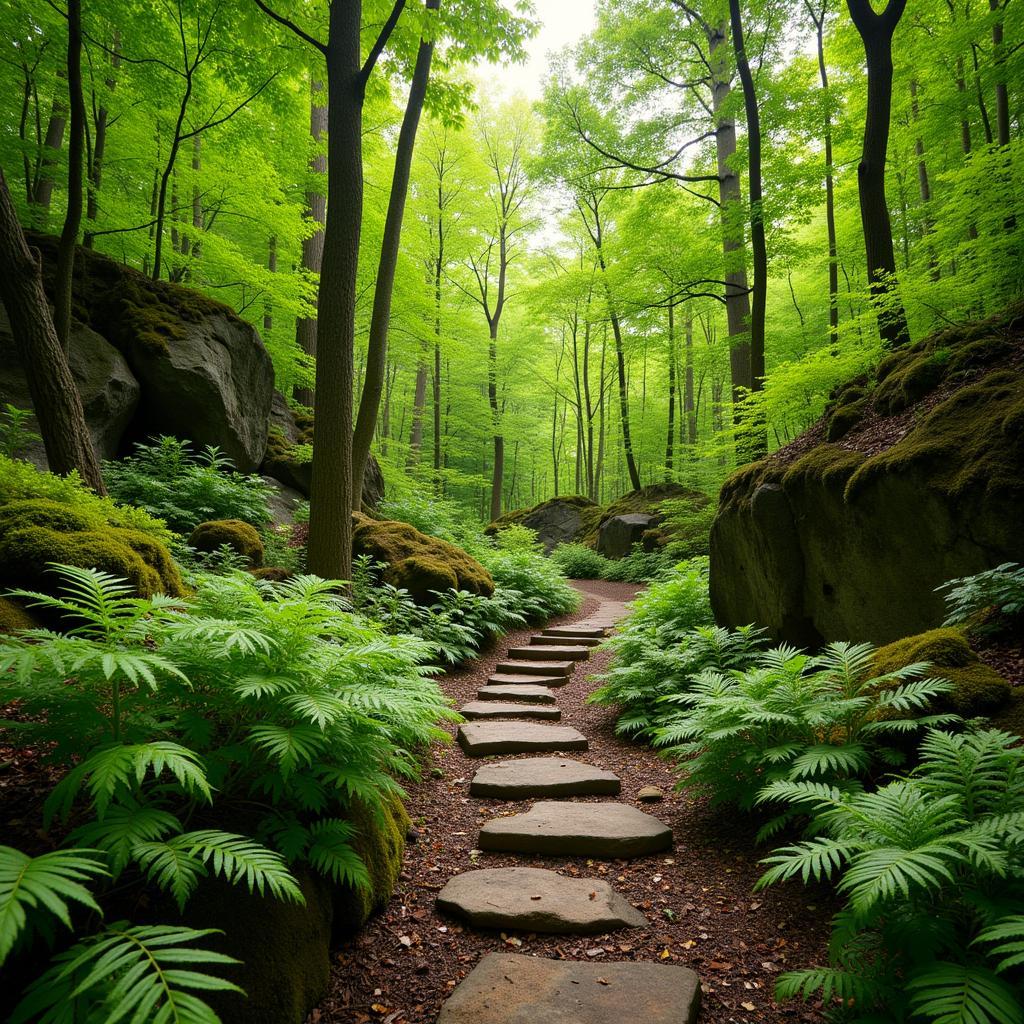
[907,962,1024,1024]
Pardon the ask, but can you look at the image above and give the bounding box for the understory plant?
[653,642,958,839]
[550,541,675,583]
[759,728,1024,1024]
[938,562,1024,636]
[104,436,272,534]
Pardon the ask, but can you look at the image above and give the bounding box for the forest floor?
[316,580,833,1024]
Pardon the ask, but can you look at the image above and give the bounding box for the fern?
[975,916,1024,973]
[906,963,1024,1024]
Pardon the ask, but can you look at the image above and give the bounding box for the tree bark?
[351,0,438,509]
[33,73,68,221]
[846,0,911,348]
[263,234,276,335]
[0,168,104,492]
[665,302,676,480]
[54,0,85,355]
[85,31,119,245]
[684,314,696,444]
[990,0,1010,146]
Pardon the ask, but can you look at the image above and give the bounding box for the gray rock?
[637,786,665,803]
[494,660,574,678]
[459,702,561,722]
[507,645,589,662]
[597,512,657,559]
[457,723,588,758]
[262,475,305,529]
[470,758,620,799]
[490,496,601,553]
[0,306,139,465]
[436,867,646,934]
[531,634,601,648]
[479,801,672,858]
[488,672,568,687]
[542,625,606,639]
[476,684,556,704]
[437,953,701,1024]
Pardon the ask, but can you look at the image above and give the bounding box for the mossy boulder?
[334,794,410,935]
[873,628,1012,716]
[189,519,265,568]
[353,513,493,603]
[0,596,39,634]
[710,304,1024,645]
[0,498,185,599]
[486,496,603,553]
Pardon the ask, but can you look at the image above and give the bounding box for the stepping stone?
[437,953,701,1024]
[476,684,556,704]
[470,757,620,799]
[494,660,574,678]
[436,867,646,934]
[508,645,590,662]
[531,634,602,648]
[479,801,671,857]
[457,723,588,757]
[459,701,561,722]
[488,672,567,688]
[543,625,605,639]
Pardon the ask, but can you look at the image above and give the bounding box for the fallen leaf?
[596,977,609,986]
[741,1002,756,1011]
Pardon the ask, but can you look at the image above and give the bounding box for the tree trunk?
[990,0,1010,146]
[189,136,202,263]
[0,168,104,492]
[85,32,118,245]
[263,235,276,335]
[684,315,696,444]
[665,302,676,480]
[351,0,438,509]
[433,334,442,493]
[729,0,767,460]
[488,319,504,520]
[294,77,327,408]
[846,0,911,348]
[54,0,85,355]
[33,73,68,221]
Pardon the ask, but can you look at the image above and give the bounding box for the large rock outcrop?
[710,306,1024,646]
[485,496,603,552]
[2,234,275,472]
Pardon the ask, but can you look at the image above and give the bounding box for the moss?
[334,794,410,935]
[582,484,709,548]
[990,689,1024,739]
[946,334,1016,376]
[826,399,869,442]
[0,597,39,635]
[390,555,459,602]
[781,444,868,490]
[873,351,947,415]
[486,495,602,538]
[847,369,1024,504]
[873,628,1012,717]
[352,513,493,602]
[717,458,783,514]
[189,519,265,567]
[0,498,97,534]
[251,566,294,582]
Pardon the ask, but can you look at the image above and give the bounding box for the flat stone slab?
[460,702,561,721]
[470,758,621,799]
[531,635,602,648]
[479,801,671,857]
[495,660,574,678]
[508,646,590,662]
[477,684,556,704]
[458,723,588,757]
[436,867,646,934]
[437,953,700,1024]
[489,672,567,687]
[543,625,605,639]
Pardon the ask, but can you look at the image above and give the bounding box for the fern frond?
[975,916,1024,973]
[907,962,1024,1024]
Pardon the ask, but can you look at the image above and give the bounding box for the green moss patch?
[189,519,265,568]
[0,596,39,634]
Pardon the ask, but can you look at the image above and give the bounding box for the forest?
[0,0,1022,1022]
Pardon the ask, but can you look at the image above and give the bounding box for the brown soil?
[314,581,832,1024]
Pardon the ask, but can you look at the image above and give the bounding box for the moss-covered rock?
[352,513,493,602]
[710,303,1024,645]
[189,519,265,568]
[334,794,410,935]
[251,566,294,583]
[873,628,1012,716]
[0,596,38,634]
[0,498,185,598]
[486,496,603,553]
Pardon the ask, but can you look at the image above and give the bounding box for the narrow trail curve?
[317,581,832,1024]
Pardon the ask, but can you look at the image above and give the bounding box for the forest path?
[316,581,831,1024]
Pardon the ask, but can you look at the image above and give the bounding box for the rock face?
[597,512,656,559]
[436,868,646,934]
[710,309,1024,646]
[0,307,139,465]
[438,953,701,1024]
[486,496,602,552]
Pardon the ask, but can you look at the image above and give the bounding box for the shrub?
[760,728,1024,1024]
[104,436,273,534]
[938,562,1024,637]
[479,546,580,622]
[602,545,676,583]
[658,497,716,560]
[189,518,266,568]
[551,542,610,579]
[0,404,40,459]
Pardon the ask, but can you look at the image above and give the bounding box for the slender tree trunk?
[263,235,276,335]
[189,135,202,263]
[54,0,85,355]
[990,0,1010,146]
[955,57,979,240]
[684,314,696,445]
[33,73,68,222]
[351,0,438,509]
[85,31,118,245]
[433,333,442,493]
[910,80,938,278]
[488,319,505,520]
[846,0,911,348]
[665,302,676,480]
[0,169,104,491]
[294,77,327,408]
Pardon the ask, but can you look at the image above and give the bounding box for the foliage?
[550,542,611,580]
[760,728,1024,1024]
[477,545,581,622]
[938,562,1024,637]
[0,405,40,459]
[104,437,272,535]
[551,542,675,583]
[654,642,958,840]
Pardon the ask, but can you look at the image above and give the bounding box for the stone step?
[436,867,646,934]
[479,801,671,858]
[494,660,574,678]
[438,953,700,1024]
[543,625,606,639]
[507,645,590,662]
[457,723,588,757]
[470,757,620,799]
[488,672,567,687]
[530,634,602,648]
[459,701,561,722]
[476,684,556,704]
